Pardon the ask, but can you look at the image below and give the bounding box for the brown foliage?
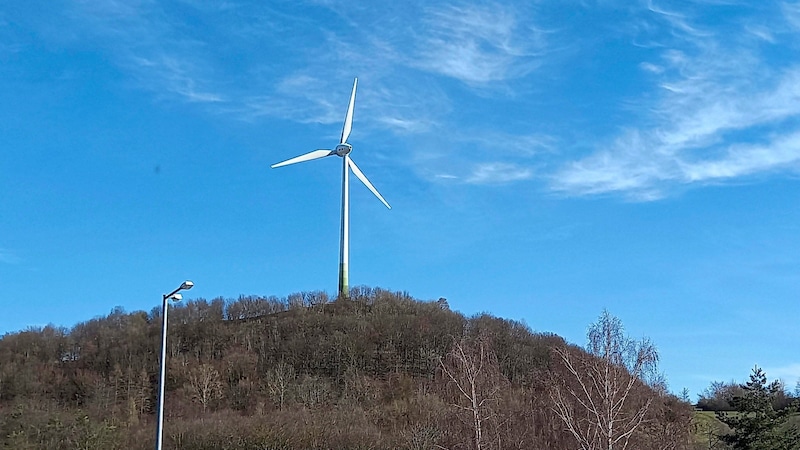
[0,290,692,449]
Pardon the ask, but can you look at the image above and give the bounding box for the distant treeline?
[696,377,799,412]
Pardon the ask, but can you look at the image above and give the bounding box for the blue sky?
[2,0,799,398]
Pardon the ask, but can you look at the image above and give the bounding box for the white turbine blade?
[271,149,333,168]
[348,158,391,209]
[340,78,358,144]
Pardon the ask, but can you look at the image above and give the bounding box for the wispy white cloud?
[551,130,673,200]
[412,2,545,84]
[435,173,459,180]
[554,65,800,195]
[376,116,434,134]
[130,55,225,103]
[640,62,665,74]
[783,1,800,30]
[407,127,553,186]
[683,132,800,181]
[214,5,452,134]
[466,162,533,184]
[470,132,555,158]
[238,72,448,144]
[240,74,347,125]
[551,4,800,199]
[362,82,450,137]
[744,24,776,43]
[647,1,713,38]
[55,0,229,105]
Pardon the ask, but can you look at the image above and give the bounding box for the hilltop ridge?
[0,287,692,449]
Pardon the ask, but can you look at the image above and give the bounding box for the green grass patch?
[692,411,730,449]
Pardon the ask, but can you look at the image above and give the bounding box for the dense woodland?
[0,287,796,449]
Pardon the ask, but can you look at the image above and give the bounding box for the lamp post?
[154,280,193,450]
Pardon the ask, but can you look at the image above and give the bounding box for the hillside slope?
[0,287,692,449]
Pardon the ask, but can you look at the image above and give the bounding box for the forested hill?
[0,287,692,449]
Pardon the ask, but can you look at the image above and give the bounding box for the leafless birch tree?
[440,336,505,450]
[550,310,659,450]
[265,361,295,411]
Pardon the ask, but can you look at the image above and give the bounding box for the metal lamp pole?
[154,280,193,450]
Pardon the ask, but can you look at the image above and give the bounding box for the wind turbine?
[271,78,391,299]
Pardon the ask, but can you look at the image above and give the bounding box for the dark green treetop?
[716,366,800,450]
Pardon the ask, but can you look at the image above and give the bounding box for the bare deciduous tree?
[187,363,223,413]
[550,310,659,450]
[440,335,505,450]
[265,361,295,411]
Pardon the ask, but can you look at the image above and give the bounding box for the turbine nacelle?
[334,144,352,157]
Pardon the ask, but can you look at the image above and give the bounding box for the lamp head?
[169,293,183,302]
[180,280,194,291]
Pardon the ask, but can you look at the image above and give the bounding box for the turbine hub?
[334,144,352,157]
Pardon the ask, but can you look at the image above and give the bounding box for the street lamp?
[154,280,193,450]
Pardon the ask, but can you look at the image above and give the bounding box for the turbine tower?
[271,78,391,299]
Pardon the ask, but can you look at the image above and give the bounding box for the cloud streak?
[550,5,800,199]
[130,55,225,104]
[466,162,533,184]
[412,2,544,85]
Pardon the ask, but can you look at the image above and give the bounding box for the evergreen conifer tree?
[716,366,800,450]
